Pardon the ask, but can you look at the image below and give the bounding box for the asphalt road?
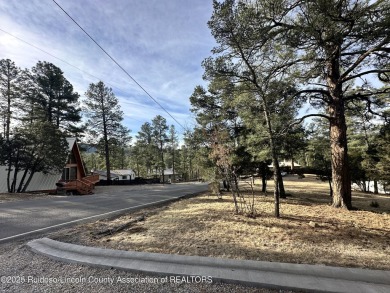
[0,183,208,242]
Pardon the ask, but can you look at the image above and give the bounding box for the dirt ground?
[50,174,390,270]
[0,192,53,203]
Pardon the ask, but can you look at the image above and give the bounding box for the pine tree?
[151,115,169,182]
[168,125,178,179]
[84,81,128,180]
[206,0,390,210]
[29,61,81,131]
[0,59,21,141]
[135,122,157,175]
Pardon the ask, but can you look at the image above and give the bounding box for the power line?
[52,0,186,130]
[0,27,163,125]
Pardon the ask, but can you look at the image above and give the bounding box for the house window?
[67,152,77,164]
[69,167,77,180]
[62,168,67,181]
[62,167,77,181]
[122,175,127,180]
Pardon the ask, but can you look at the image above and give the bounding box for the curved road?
[0,183,208,242]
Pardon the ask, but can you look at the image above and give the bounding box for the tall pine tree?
[84,81,129,181]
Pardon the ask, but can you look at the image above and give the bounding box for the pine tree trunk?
[6,71,11,141]
[102,108,111,181]
[7,160,12,193]
[227,173,239,214]
[104,136,111,181]
[260,163,267,193]
[272,162,280,218]
[5,63,12,192]
[261,174,267,193]
[278,170,286,198]
[263,105,280,217]
[329,100,352,209]
[11,162,19,192]
[189,157,192,180]
[172,148,175,182]
[22,169,36,193]
[326,46,352,209]
[374,180,378,194]
[19,158,41,192]
[11,148,22,192]
[17,169,29,193]
[161,149,164,183]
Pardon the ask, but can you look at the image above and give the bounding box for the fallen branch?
[96,215,145,236]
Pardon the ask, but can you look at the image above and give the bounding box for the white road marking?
[0,195,185,242]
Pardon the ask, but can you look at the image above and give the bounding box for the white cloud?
[0,0,216,137]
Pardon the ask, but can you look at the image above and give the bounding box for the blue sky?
[0,0,216,138]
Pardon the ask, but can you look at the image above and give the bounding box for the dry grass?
[0,192,52,203]
[52,175,390,270]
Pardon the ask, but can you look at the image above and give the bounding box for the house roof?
[67,137,86,178]
[111,169,135,176]
[92,169,135,178]
[91,170,108,176]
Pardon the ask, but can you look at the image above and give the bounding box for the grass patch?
[51,174,390,270]
[370,201,380,208]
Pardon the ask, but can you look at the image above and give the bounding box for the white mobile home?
[92,169,136,181]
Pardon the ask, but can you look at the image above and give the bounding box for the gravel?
[0,240,293,293]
